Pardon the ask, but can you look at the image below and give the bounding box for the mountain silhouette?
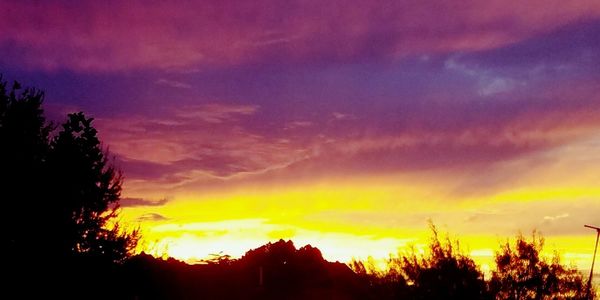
[123,239,367,300]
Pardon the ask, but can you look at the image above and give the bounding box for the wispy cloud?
[543,213,570,222]
[284,121,313,130]
[155,78,192,89]
[137,213,170,222]
[175,103,259,123]
[331,112,355,121]
[90,72,600,197]
[445,57,523,96]
[121,197,169,207]
[94,101,307,194]
[2,1,600,71]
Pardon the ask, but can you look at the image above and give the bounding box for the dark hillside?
[123,240,368,300]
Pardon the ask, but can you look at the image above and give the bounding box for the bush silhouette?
[350,225,596,300]
[350,224,490,300]
[490,232,590,300]
[393,224,490,300]
[350,257,409,299]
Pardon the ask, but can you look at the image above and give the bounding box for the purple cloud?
[120,197,169,207]
[3,0,600,204]
[2,1,600,72]
[136,213,170,222]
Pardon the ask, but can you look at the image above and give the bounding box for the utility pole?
[585,224,600,293]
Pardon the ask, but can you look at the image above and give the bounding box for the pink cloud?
[84,76,600,197]
[175,103,259,124]
[94,103,308,188]
[155,78,192,89]
[2,0,600,71]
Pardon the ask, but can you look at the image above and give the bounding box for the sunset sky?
[1,0,599,274]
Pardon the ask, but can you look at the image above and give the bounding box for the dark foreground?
[6,238,596,299]
[8,240,366,300]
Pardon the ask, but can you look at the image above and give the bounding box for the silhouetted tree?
[490,233,590,300]
[0,77,52,259]
[390,224,490,300]
[47,112,138,263]
[0,76,137,265]
[350,257,409,299]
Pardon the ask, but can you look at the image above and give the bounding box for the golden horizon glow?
[127,213,597,275]
[120,155,600,274]
[119,134,600,277]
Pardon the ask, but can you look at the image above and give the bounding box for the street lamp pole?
[585,224,600,292]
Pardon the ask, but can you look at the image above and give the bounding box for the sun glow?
[120,173,598,273]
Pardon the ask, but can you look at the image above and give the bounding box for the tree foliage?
[490,233,591,300]
[0,78,52,256]
[48,112,138,262]
[392,224,490,300]
[350,224,490,300]
[0,77,137,264]
[351,226,594,300]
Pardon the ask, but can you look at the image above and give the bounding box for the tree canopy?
[395,225,490,300]
[1,79,51,257]
[0,77,137,264]
[350,225,594,300]
[490,233,591,300]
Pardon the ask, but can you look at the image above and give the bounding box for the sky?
[1,0,600,274]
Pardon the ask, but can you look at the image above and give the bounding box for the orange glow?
[120,161,600,273]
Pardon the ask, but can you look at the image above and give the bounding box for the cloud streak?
[2,1,600,71]
[155,78,192,89]
[120,197,169,207]
[137,213,170,222]
[97,74,600,197]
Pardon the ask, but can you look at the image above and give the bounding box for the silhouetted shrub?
[490,232,590,300]
[350,224,490,300]
[392,224,491,300]
[350,257,409,299]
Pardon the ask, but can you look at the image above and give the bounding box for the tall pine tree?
[0,76,138,264]
[48,112,138,263]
